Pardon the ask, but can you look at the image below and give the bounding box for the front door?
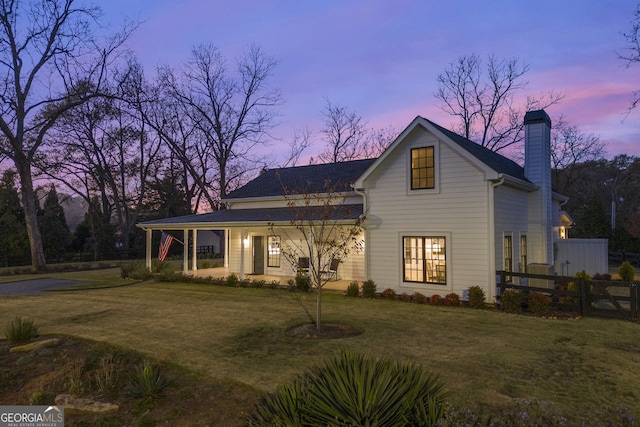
[253,236,264,274]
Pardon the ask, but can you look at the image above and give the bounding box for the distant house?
[138,110,601,302]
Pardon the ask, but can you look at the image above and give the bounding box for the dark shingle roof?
[225,158,376,200]
[422,117,529,182]
[140,204,364,227]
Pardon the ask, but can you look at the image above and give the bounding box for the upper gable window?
[410,147,435,190]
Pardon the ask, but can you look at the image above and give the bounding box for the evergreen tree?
[72,196,116,261]
[38,185,72,263]
[0,170,30,266]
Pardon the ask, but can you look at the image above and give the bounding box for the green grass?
[1,279,639,424]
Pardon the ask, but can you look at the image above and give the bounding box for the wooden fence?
[497,270,638,322]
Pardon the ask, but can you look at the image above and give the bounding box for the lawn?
[1,269,639,425]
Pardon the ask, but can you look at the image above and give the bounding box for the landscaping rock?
[55,394,119,415]
[10,338,60,353]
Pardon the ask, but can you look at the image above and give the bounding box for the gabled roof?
[423,118,529,182]
[225,158,376,200]
[355,116,531,188]
[138,204,364,229]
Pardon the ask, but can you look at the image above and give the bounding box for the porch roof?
[137,204,364,230]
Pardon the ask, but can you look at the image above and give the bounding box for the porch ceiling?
[137,204,364,230]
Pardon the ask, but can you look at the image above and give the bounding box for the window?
[504,235,513,273]
[403,236,446,284]
[267,236,281,268]
[520,235,527,273]
[410,147,435,190]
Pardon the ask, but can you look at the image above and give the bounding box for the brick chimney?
[524,110,552,265]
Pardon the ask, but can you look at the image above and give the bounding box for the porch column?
[145,228,152,270]
[183,229,189,274]
[191,229,198,271]
[224,229,230,268]
[240,229,245,280]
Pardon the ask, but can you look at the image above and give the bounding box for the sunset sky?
[101,0,640,160]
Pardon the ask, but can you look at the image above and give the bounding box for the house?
[138,109,580,302]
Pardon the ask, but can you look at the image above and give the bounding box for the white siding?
[554,239,608,277]
[364,127,491,297]
[227,227,365,281]
[494,185,529,273]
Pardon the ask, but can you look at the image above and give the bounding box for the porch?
[188,267,351,292]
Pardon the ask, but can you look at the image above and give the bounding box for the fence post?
[630,283,638,322]
[579,278,589,317]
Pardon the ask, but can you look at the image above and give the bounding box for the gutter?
[487,176,505,304]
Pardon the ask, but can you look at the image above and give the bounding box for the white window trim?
[398,231,452,291]
[406,141,440,195]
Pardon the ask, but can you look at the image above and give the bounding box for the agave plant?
[248,350,448,427]
[126,364,171,403]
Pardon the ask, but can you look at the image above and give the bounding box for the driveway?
[0,278,85,296]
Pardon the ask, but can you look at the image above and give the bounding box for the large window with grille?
[267,236,281,268]
[410,147,435,190]
[403,236,446,284]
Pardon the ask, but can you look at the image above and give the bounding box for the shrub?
[400,292,412,302]
[154,270,182,282]
[381,288,397,300]
[430,294,443,305]
[201,260,211,269]
[295,273,311,292]
[252,279,267,288]
[94,353,120,395]
[346,281,360,297]
[127,364,171,403]
[268,280,280,289]
[444,293,461,306]
[527,292,552,317]
[467,286,486,309]
[226,273,239,287]
[361,280,377,298]
[413,292,428,304]
[29,391,55,405]
[619,261,636,282]
[248,350,448,426]
[152,259,175,275]
[500,289,525,314]
[568,270,591,293]
[120,262,153,280]
[5,316,39,344]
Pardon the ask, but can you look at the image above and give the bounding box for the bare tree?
[317,99,396,163]
[270,180,364,330]
[318,99,369,163]
[0,0,132,270]
[281,126,312,167]
[158,44,282,206]
[551,119,606,195]
[435,54,562,153]
[38,61,162,255]
[620,2,640,112]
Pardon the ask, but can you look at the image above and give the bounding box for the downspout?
[488,176,505,304]
[353,186,368,281]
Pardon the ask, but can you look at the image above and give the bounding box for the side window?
[504,235,513,274]
[520,235,527,273]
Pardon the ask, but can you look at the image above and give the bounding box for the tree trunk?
[15,159,46,272]
[316,284,322,330]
